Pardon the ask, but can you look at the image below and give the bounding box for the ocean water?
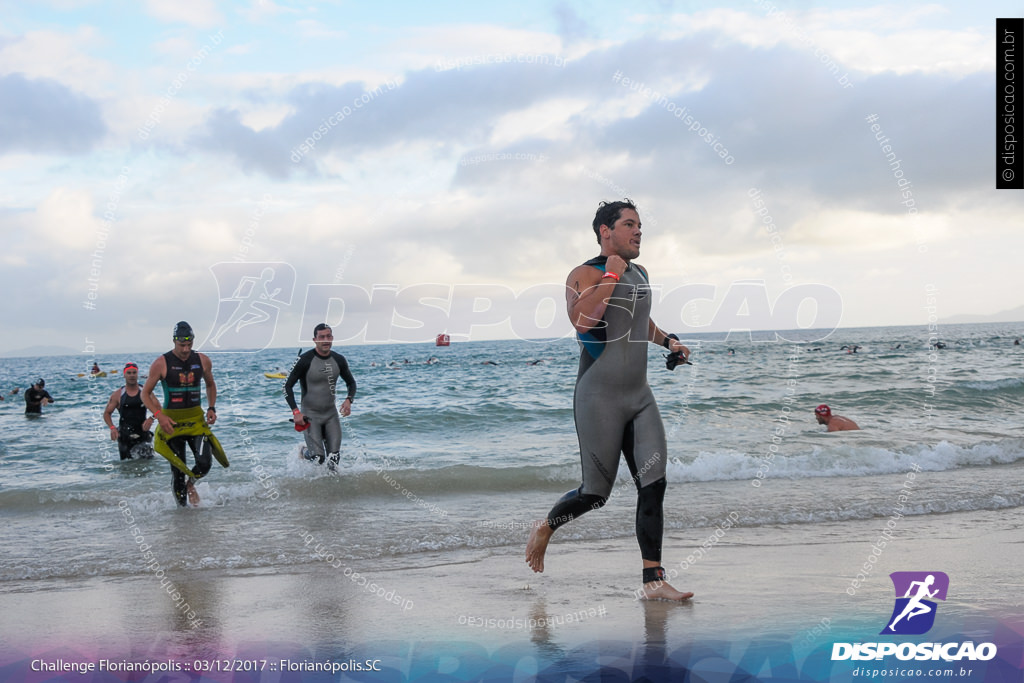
[1,322,1023,584]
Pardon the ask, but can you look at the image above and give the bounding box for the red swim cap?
[815,404,831,417]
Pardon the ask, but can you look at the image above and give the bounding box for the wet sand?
[2,509,1022,680]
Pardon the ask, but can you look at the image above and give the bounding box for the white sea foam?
[663,439,1024,484]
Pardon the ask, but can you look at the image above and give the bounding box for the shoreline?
[2,509,1022,678]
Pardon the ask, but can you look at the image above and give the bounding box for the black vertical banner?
[997,18,1023,189]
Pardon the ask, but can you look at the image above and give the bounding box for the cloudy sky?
[0,0,1019,354]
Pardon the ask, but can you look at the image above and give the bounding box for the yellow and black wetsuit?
[155,350,228,506]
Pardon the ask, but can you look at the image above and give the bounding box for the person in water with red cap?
[103,362,155,459]
[815,404,859,432]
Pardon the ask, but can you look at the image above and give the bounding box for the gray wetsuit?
[284,350,357,465]
[545,256,668,561]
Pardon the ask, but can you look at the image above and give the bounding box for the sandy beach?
[3,508,1021,680]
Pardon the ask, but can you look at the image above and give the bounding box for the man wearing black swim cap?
[142,321,228,506]
[24,378,54,415]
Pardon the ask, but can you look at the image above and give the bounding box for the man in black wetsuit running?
[284,323,357,470]
[142,321,226,506]
[525,199,694,601]
[103,362,154,459]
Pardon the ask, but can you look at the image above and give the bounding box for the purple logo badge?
[881,571,949,635]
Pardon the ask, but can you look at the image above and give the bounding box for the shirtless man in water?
[526,199,693,601]
[815,404,860,431]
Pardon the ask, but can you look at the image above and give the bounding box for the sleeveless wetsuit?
[155,351,225,506]
[284,349,356,466]
[116,386,150,459]
[543,256,668,562]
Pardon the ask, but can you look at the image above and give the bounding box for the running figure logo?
[880,571,949,635]
[203,262,296,352]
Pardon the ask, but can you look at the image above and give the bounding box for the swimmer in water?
[814,404,859,432]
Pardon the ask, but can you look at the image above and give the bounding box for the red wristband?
[602,271,620,281]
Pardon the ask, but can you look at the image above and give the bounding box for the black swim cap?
[36,378,44,387]
[173,321,194,339]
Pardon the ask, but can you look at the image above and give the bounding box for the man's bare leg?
[639,560,693,601]
[186,478,200,506]
[526,520,553,573]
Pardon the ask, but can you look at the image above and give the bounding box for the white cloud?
[295,20,347,40]
[0,27,114,93]
[489,98,590,146]
[144,0,223,29]
[787,209,950,251]
[239,104,296,131]
[152,35,198,58]
[35,187,104,250]
[391,24,568,72]
[650,6,990,76]
[237,0,302,24]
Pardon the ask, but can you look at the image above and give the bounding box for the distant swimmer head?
[35,378,45,388]
[815,404,831,418]
[124,362,138,371]
[172,321,194,341]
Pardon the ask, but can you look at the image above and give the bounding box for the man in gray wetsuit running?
[284,323,357,469]
[526,199,694,601]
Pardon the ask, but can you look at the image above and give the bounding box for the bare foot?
[525,520,553,573]
[639,579,693,601]
[186,479,200,507]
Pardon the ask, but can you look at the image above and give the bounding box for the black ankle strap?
[643,566,666,584]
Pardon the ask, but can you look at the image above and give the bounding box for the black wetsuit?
[161,351,213,506]
[284,349,356,466]
[543,256,668,563]
[115,387,151,459]
[24,387,53,414]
